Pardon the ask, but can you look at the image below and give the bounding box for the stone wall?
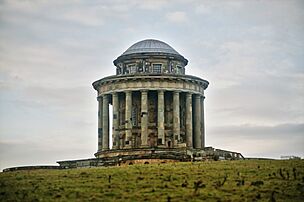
[3,165,63,172]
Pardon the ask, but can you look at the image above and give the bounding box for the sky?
[0,0,303,170]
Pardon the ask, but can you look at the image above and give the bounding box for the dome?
[113,39,188,66]
[121,39,181,56]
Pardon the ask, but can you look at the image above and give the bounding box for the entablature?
[93,74,209,96]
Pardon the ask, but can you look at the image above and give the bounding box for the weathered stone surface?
[102,95,109,150]
[112,92,119,149]
[194,94,201,149]
[185,93,193,148]
[58,147,244,169]
[141,90,148,146]
[97,97,103,151]
[173,91,180,146]
[92,40,210,153]
[201,96,205,148]
[157,90,165,145]
[125,91,132,147]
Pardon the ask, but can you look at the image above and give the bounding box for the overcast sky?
[0,0,303,170]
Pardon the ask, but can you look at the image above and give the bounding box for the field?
[1,160,304,201]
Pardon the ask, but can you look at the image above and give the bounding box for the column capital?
[140,90,148,94]
[158,90,165,94]
[201,95,206,100]
[194,94,201,99]
[97,96,102,101]
[125,91,132,95]
[103,94,109,100]
[186,92,193,97]
[112,92,118,97]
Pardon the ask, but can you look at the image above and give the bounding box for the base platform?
[57,147,244,169]
[3,147,244,172]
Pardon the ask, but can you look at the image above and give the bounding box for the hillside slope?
[1,160,303,201]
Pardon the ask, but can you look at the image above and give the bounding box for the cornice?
[92,74,209,90]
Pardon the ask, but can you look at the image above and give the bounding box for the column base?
[123,145,132,149]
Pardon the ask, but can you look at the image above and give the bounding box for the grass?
[1,160,304,201]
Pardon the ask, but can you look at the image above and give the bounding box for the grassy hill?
[1,160,303,201]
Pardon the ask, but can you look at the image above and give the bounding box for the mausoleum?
[93,39,208,156]
[56,39,244,168]
[3,39,244,172]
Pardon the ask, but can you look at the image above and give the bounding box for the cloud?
[61,7,105,26]
[166,11,187,24]
[207,123,304,158]
[0,139,96,169]
[0,0,304,170]
[209,123,304,138]
[136,0,169,10]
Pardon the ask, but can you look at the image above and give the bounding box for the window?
[116,67,121,75]
[152,64,162,73]
[138,61,143,72]
[177,66,182,74]
[129,65,137,74]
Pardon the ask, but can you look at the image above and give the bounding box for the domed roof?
[121,39,180,56]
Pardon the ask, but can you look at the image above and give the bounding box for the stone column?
[125,91,132,147]
[102,94,109,150]
[158,90,165,145]
[97,96,103,151]
[141,90,148,146]
[194,94,202,149]
[201,95,205,148]
[112,92,119,149]
[173,91,180,146]
[186,92,193,148]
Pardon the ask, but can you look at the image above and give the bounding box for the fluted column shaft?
[102,95,109,150]
[141,90,148,146]
[186,93,193,148]
[173,91,180,146]
[125,91,132,147]
[112,93,119,149]
[158,90,165,145]
[97,97,103,151]
[201,96,205,148]
[194,94,202,149]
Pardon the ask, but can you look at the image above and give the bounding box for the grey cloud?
[166,11,188,24]
[0,140,96,169]
[0,0,303,170]
[209,123,304,138]
[207,123,304,158]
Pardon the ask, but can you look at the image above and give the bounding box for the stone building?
[3,39,244,171]
[93,39,209,157]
